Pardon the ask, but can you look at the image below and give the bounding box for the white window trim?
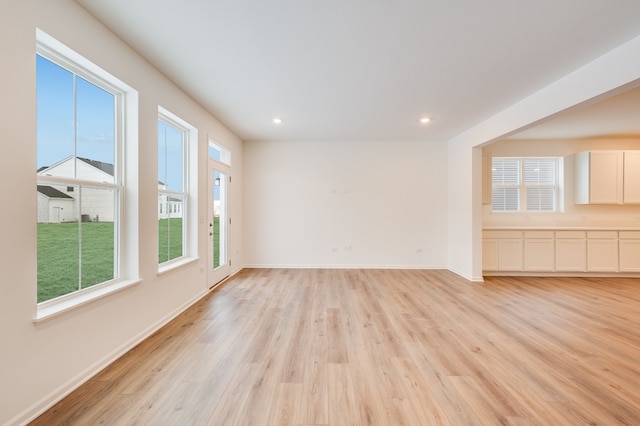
[208,137,231,166]
[35,29,139,321]
[157,106,198,271]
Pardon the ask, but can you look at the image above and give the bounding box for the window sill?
[158,256,199,276]
[34,279,142,324]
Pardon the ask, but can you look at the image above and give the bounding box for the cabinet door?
[623,151,640,203]
[482,239,499,271]
[555,239,586,272]
[499,239,523,271]
[587,238,619,272]
[589,151,623,204]
[619,239,640,272]
[524,239,555,271]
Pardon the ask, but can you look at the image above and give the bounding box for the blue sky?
[37,54,184,192]
[36,54,115,170]
[158,120,184,192]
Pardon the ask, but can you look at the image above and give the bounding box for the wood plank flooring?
[31,269,640,425]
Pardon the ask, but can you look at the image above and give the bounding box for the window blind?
[491,158,520,211]
[491,157,559,212]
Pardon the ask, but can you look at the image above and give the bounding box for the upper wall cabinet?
[623,151,640,203]
[575,150,640,204]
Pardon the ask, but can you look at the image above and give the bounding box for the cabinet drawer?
[587,231,618,239]
[619,231,640,239]
[555,231,586,239]
[524,230,554,239]
[483,230,523,239]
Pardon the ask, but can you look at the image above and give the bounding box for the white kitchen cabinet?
[575,150,640,204]
[619,231,640,272]
[523,231,555,271]
[586,231,619,272]
[499,239,524,271]
[623,151,640,204]
[574,151,623,204]
[484,228,640,276]
[482,239,499,270]
[555,231,587,272]
[483,231,523,271]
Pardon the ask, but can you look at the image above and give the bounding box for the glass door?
[208,159,230,286]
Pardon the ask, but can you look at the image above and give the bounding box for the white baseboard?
[242,263,447,270]
[11,289,209,426]
[447,266,485,282]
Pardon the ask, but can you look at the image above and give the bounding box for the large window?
[36,41,122,303]
[491,157,562,212]
[158,109,192,265]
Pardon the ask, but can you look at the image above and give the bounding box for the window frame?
[157,107,197,272]
[35,29,140,322]
[208,138,231,165]
[491,156,563,213]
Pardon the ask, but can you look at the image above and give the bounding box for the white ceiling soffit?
[508,84,640,140]
[75,0,640,142]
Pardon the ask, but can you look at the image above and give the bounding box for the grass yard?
[38,216,220,303]
[158,218,184,263]
[37,222,114,303]
[212,216,220,268]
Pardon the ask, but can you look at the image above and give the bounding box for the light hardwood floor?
[31,269,640,425]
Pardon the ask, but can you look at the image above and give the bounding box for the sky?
[37,54,184,192]
[36,54,115,170]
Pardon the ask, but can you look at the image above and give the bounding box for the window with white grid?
[491,157,560,212]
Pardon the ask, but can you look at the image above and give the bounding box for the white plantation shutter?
[491,158,520,211]
[491,157,560,212]
[492,159,520,185]
[524,159,556,211]
[492,187,519,211]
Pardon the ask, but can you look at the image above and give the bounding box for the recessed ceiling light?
[272,118,283,124]
[420,117,431,124]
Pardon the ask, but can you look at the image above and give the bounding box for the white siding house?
[37,156,116,223]
[158,182,184,220]
[36,185,77,223]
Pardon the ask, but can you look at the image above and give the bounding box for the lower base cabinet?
[482,239,499,271]
[483,229,640,274]
[619,232,640,272]
[555,232,587,272]
[482,231,523,271]
[524,231,554,271]
[587,231,619,272]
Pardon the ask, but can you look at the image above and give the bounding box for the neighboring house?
[158,181,184,219]
[37,185,76,223]
[37,156,116,223]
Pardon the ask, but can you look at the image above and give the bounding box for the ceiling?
[507,84,640,140]
[74,0,640,142]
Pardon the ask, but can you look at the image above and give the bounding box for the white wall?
[0,1,243,424]
[244,140,448,269]
[483,138,640,228]
[447,34,640,281]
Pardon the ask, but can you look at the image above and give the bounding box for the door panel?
[208,160,230,286]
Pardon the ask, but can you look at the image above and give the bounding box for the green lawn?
[38,217,221,303]
[213,216,220,268]
[158,218,183,263]
[37,222,114,303]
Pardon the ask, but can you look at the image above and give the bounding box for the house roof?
[78,157,114,176]
[37,185,74,199]
[38,156,114,178]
